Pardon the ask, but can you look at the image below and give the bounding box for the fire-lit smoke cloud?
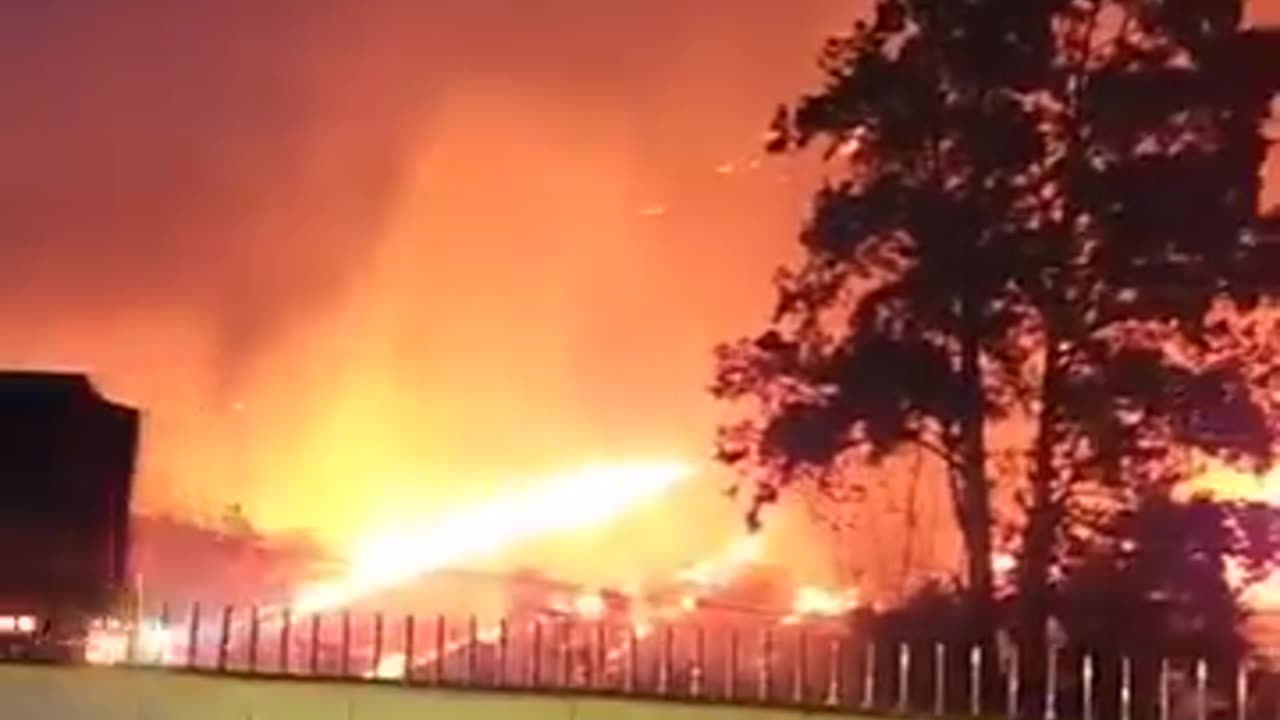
[0,1,867,589]
[292,460,694,614]
[5,1,1279,608]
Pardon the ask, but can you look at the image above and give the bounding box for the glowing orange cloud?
[292,460,694,614]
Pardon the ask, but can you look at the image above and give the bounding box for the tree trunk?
[957,292,1001,707]
[1017,505,1054,720]
[962,458,1003,711]
[1017,338,1062,720]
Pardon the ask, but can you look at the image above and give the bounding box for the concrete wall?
[0,665,853,720]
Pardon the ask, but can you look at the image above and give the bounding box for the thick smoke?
[0,1,872,583]
[9,0,1278,606]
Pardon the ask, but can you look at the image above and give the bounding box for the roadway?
[0,664,860,720]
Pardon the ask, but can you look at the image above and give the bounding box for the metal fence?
[93,604,1280,720]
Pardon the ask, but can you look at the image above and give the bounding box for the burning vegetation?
[115,458,863,678]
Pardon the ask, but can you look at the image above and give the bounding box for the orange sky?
[0,2,859,554]
[1,1,1278,598]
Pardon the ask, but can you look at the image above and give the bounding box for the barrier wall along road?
[69,601,1280,720]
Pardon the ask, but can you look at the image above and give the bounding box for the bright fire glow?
[573,592,607,620]
[1182,464,1280,504]
[84,618,172,667]
[85,627,129,666]
[675,534,763,589]
[785,585,859,622]
[368,652,407,680]
[291,460,693,614]
[992,552,1016,575]
[134,619,174,665]
[1186,463,1280,608]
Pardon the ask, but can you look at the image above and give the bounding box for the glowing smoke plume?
[292,460,694,614]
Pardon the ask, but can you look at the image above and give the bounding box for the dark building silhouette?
[0,371,138,654]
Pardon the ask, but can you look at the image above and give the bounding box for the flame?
[1184,464,1280,504]
[418,624,504,668]
[1184,463,1280,609]
[84,617,174,667]
[785,584,860,622]
[992,552,1016,575]
[573,592,607,620]
[85,631,129,666]
[675,534,764,589]
[291,460,693,614]
[369,652,406,680]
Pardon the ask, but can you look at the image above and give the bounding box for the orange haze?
[1,1,1279,603]
[0,1,864,590]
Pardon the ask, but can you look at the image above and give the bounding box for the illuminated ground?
[0,664,865,720]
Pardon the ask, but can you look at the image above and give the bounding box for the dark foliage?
[716,2,1280,713]
[1057,495,1280,659]
[855,496,1280,719]
[864,495,1280,651]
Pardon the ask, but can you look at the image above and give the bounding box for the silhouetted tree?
[1057,495,1280,660]
[713,1,1280,714]
[856,495,1280,717]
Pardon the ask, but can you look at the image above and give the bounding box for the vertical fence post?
[594,622,606,692]
[1196,659,1209,720]
[125,606,138,666]
[371,612,384,680]
[863,641,877,710]
[794,630,809,706]
[1158,658,1171,720]
[1007,644,1020,720]
[466,615,478,687]
[497,617,509,688]
[759,629,773,703]
[625,624,637,694]
[216,605,232,673]
[659,625,673,697]
[308,614,320,676]
[934,642,946,717]
[403,614,416,684]
[587,623,598,691]
[565,621,577,690]
[727,627,739,703]
[474,615,486,686]
[970,644,982,717]
[827,638,843,707]
[1045,641,1058,720]
[1236,660,1249,720]
[157,602,171,666]
[435,614,446,686]
[247,606,260,673]
[1082,653,1095,720]
[624,622,634,691]
[897,643,911,715]
[1120,656,1133,720]
[692,625,705,699]
[339,610,351,678]
[531,620,543,688]
[552,617,563,681]
[279,607,292,675]
[187,602,201,669]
